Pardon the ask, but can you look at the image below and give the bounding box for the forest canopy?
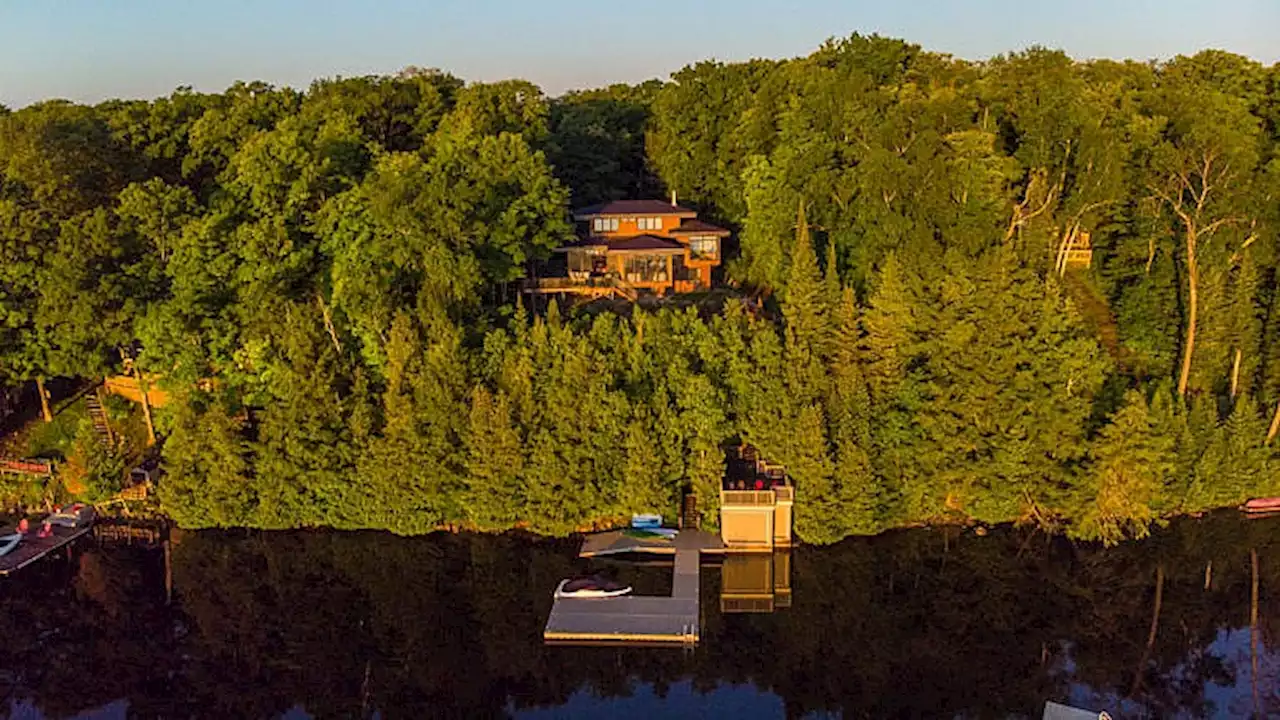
[1,37,1279,544]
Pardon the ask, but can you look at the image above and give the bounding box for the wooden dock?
[0,524,94,576]
[543,529,723,645]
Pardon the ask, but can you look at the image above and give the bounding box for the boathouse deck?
[0,524,94,576]
[543,529,725,645]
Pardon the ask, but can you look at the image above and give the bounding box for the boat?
[1242,497,1280,514]
[0,533,20,557]
[1043,701,1111,720]
[631,514,662,529]
[47,503,95,528]
[554,576,633,599]
[622,527,678,541]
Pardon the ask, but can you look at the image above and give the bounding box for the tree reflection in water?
[0,513,1277,719]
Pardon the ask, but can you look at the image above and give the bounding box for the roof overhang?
[573,210,698,221]
[670,228,730,237]
[605,247,686,255]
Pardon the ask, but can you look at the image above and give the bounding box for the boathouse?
[542,444,795,645]
[720,444,793,550]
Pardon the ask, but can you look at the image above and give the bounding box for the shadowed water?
[0,512,1277,719]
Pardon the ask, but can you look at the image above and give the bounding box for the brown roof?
[669,219,731,236]
[573,199,698,219]
[555,234,686,254]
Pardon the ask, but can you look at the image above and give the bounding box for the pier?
[0,523,94,576]
[543,529,725,645]
[544,443,794,646]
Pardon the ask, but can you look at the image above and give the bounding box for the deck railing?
[526,276,615,291]
[722,490,778,507]
[0,456,53,477]
[1064,248,1093,267]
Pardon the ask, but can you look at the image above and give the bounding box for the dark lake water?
[1,512,1278,719]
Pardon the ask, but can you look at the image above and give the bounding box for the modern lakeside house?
[525,198,730,300]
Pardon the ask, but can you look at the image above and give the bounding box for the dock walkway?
[544,529,723,645]
[0,524,94,576]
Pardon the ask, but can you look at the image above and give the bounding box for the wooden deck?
[544,530,724,645]
[0,524,94,576]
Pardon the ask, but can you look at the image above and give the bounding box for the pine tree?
[782,199,832,368]
[1071,390,1176,545]
[826,287,881,535]
[465,386,524,529]
[1187,397,1275,511]
[1224,251,1261,398]
[158,397,256,528]
[861,252,913,404]
[822,239,842,314]
[791,402,838,543]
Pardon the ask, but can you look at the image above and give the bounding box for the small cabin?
[720,445,793,550]
[104,374,169,408]
[1062,228,1093,270]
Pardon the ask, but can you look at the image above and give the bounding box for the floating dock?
[0,523,94,576]
[544,529,725,645]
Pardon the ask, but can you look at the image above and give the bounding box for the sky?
[1,0,1277,108]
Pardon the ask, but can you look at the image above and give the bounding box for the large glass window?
[568,249,607,277]
[690,236,718,258]
[623,255,669,283]
[637,217,662,231]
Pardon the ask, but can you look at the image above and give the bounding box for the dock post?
[164,535,173,606]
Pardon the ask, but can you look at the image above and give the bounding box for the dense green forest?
[2,36,1279,542]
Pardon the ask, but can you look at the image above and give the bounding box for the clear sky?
[1,0,1277,108]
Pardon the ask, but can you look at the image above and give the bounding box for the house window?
[593,217,619,233]
[637,217,662,231]
[624,255,669,283]
[690,236,718,259]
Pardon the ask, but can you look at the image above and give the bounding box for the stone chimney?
[670,189,677,207]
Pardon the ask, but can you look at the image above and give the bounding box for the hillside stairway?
[610,277,639,302]
[1062,271,1132,372]
[85,390,114,447]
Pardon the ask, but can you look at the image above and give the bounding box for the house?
[526,199,730,299]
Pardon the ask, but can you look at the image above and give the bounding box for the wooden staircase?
[610,277,639,302]
[85,390,114,447]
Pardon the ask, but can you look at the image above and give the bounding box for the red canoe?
[1242,497,1280,513]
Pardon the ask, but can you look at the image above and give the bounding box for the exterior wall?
[720,486,793,549]
[685,261,714,288]
[720,506,774,550]
[773,486,793,545]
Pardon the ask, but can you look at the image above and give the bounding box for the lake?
[0,512,1277,718]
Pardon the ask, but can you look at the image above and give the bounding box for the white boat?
[0,533,21,557]
[554,577,633,599]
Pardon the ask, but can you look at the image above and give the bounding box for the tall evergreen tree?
[1070,390,1176,544]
